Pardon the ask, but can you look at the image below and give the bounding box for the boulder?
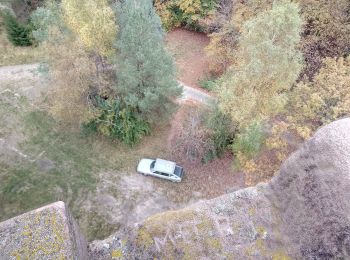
[0,201,88,260]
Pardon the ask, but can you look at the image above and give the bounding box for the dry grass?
[0,16,45,66]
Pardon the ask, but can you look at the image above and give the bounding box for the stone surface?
[0,201,88,259]
[89,118,350,259]
[270,118,350,259]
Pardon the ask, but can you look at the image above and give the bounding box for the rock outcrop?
[0,201,88,259]
[89,118,350,259]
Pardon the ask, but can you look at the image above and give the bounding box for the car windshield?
[150,160,156,171]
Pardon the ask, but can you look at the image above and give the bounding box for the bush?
[172,107,213,161]
[198,75,217,91]
[3,12,33,46]
[155,0,217,30]
[232,121,265,159]
[202,105,235,162]
[83,98,150,146]
[172,105,234,163]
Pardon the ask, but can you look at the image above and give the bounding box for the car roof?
[154,158,176,175]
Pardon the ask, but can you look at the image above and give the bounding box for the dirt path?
[179,81,215,104]
[166,28,212,91]
[0,63,48,100]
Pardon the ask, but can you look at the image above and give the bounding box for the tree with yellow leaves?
[288,56,350,138]
[216,0,303,126]
[61,0,117,57]
[155,0,216,30]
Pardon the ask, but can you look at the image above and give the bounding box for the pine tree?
[114,0,182,124]
[3,12,33,46]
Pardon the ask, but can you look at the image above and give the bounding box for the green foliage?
[2,12,33,46]
[30,1,63,43]
[232,121,265,159]
[202,105,235,162]
[216,0,303,126]
[198,75,216,91]
[114,0,182,124]
[155,0,217,30]
[84,98,150,146]
[62,0,117,57]
[206,0,272,72]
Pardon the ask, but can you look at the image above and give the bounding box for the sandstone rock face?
[89,118,350,259]
[270,118,350,259]
[0,201,88,260]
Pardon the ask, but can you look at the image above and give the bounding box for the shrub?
[198,75,217,91]
[84,98,150,146]
[172,105,234,163]
[155,0,217,30]
[202,105,235,162]
[232,121,265,172]
[232,121,265,159]
[172,107,214,162]
[3,12,33,46]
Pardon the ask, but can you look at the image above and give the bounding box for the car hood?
[137,159,154,173]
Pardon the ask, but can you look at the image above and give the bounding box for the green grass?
[0,92,170,240]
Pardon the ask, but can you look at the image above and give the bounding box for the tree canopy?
[216,1,303,126]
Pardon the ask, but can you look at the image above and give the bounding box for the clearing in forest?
[166,28,212,90]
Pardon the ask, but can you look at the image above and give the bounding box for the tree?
[206,0,273,72]
[3,12,33,46]
[289,56,350,136]
[114,0,182,124]
[299,0,350,79]
[61,0,117,57]
[31,1,103,125]
[207,0,350,79]
[216,0,303,126]
[154,0,216,30]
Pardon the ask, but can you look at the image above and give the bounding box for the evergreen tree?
[114,0,182,124]
[3,12,33,46]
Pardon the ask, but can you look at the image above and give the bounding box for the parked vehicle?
[137,158,184,182]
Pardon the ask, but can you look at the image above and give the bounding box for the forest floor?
[0,29,245,241]
[166,28,213,91]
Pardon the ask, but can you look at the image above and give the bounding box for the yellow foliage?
[62,0,117,57]
[43,32,98,125]
[216,1,303,126]
[154,0,215,30]
[235,152,257,173]
[289,56,350,135]
[111,249,123,258]
[206,0,273,71]
[272,250,291,260]
[179,0,202,15]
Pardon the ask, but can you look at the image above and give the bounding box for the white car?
[137,158,184,182]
